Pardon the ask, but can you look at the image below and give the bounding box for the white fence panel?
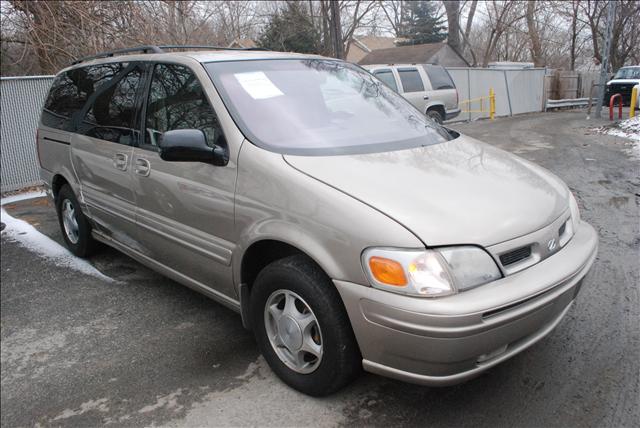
[446,67,545,121]
[1,76,54,192]
[504,69,546,114]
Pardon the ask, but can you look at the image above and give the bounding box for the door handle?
[135,158,151,177]
[113,153,128,170]
[423,95,430,100]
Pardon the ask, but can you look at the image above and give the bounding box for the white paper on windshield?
[234,71,284,100]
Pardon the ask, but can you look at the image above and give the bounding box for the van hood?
[284,135,569,247]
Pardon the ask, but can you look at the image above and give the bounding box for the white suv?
[363,64,460,123]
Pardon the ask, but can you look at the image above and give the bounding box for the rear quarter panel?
[38,125,81,197]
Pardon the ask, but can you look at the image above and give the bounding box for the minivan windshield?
[613,67,640,80]
[205,59,454,155]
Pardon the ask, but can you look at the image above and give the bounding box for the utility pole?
[594,0,616,119]
[329,1,344,59]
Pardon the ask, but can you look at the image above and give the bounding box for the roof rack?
[71,46,163,65]
[157,45,267,52]
[71,44,267,65]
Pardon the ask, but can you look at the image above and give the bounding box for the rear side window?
[398,69,424,93]
[42,62,142,140]
[373,70,398,92]
[423,65,455,90]
[144,63,223,148]
[76,63,143,144]
[42,71,90,130]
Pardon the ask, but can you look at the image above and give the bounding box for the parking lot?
[1,110,638,427]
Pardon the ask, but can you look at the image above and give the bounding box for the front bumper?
[335,220,598,386]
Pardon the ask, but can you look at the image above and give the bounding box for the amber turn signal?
[368,256,407,286]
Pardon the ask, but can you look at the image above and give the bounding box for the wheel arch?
[425,102,446,117]
[51,174,71,198]
[237,237,338,330]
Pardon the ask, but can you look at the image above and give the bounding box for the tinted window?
[42,71,90,130]
[398,69,424,93]
[373,70,398,92]
[145,63,223,148]
[76,63,143,144]
[205,59,454,156]
[423,64,455,90]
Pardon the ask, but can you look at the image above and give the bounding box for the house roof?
[346,36,408,63]
[227,38,257,49]
[358,42,468,66]
[352,36,401,52]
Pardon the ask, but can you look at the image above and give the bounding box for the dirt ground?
[1,110,638,427]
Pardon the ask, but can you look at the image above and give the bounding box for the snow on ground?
[590,115,640,141]
[1,191,114,282]
[590,116,640,160]
[1,190,47,205]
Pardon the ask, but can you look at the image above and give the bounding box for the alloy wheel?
[264,289,323,374]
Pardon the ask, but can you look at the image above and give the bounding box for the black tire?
[427,109,444,124]
[250,255,361,396]
[55,184,98,257]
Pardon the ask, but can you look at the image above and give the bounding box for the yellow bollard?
[630,87,638,118]
[489,88,495,120]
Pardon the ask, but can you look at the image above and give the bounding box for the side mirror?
[159,129,228,166]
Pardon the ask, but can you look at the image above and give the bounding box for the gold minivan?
[38,46,598,396]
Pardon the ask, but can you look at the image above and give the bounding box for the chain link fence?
[1,76,54,193]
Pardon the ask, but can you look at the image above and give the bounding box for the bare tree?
[479,1,525,67]
[580,0,640,71]
[552,0,586,71]
[453,0,478,66]
[340,1,379,58]
[1,0,255,75]
[378,0,405,36]
[526,0,544,66]
[443,1,462,54]
[317,0,378,58]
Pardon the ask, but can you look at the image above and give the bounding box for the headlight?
[362,246,502,297]
[569,191,581,231]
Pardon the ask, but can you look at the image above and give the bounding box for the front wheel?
[250,255,361,396]
[55,184,98,257]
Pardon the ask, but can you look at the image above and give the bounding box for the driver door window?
[144,63,224,149]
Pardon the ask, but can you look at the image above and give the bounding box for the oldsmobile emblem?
[547,238,557,252]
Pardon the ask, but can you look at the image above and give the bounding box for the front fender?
[233,142,423,291]
[232,219,352,292]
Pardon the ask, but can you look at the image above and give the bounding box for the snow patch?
[52,398,110,421]
[1,190,47,205]
[1,193,113,282]
[138,389,184,414]
[589,116,640,160]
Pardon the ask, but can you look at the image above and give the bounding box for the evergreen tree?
[399,1,447,45]
[258,3,320,54]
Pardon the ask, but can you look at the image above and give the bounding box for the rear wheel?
[427,108,444,124]
[55,184,98,257]
[250,255,361,396]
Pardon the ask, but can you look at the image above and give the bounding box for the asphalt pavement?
[1,111,638,427]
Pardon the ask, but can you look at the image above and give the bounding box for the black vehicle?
[603,66,640,106]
